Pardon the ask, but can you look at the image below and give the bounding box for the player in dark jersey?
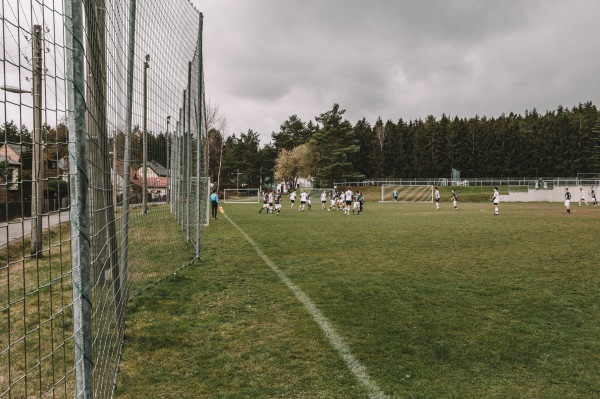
[352,192,361,215]
[274,191,282,215]
[359,191,365,213]
[564,187,571,214]
[329,191,337,211]
[259,191,268,213]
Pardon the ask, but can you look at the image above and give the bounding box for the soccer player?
[344,187,353,215]
[359,191,365,213]
[564,187,571,214]
[289,190,297,210]
[258,191,268,213]
[352,191,361,215]
[307,192,312,210]
[320,190,327,210]
[268,190,274,214]
[274,191,282,215]
[451,190,458,210]
[591,187,598,206]
[492,187,499,216]
[393,189,398,203]
[299,190,307,211]
[329,190,337,211]
[434,187,440,210]
[579,187,588,207]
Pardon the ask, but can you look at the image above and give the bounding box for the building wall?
[500,185,599,202]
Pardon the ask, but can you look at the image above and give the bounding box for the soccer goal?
[223,188,260,203]
[381,185,434,203]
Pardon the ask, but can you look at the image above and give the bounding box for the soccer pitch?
[117,202,600,398]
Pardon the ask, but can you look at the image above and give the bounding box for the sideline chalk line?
[224,213,389,399]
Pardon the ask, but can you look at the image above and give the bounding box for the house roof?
[0,154,21,166]
[148,160,168,177]
[113,160,143,184]
[0,143,28,162]
[7,143,25,158]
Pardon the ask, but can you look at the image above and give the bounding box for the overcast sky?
[193,0,600,146]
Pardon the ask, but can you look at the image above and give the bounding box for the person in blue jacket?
[210,189,219,219]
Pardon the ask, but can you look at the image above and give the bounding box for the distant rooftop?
[148,160,168,177]
[0,154,21,166]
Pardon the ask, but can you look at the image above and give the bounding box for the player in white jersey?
[434,187,440,210]
[337,194,344,210]
[268,190,274,214]
[451,190,458,210]
[344,187,353,215]
[320,191,327,209]
[299,190,308,211]
[579,187,588,207]
[492,187,499,216]
[289,190,297,209]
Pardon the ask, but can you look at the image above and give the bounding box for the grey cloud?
[198,0,600,142]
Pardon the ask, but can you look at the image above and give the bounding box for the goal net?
[223,188,260,203]
[381,185,434,203]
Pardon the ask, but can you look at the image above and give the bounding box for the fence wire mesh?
[1,1,207,397]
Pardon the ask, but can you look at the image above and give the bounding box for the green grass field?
[116,201,600,398]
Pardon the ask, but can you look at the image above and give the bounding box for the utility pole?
[142,54,149,214]
[166,115,171,203]
[31,24,43,257]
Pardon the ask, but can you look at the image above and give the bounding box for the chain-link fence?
[1,1,207,397]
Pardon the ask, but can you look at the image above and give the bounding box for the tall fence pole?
[142,54,149,215]
[166,115,171,205]
[121,0,137,310]
[66,1,94,397]
[181,90,190,234]
[195,13,204,257]
[171,122,180,221]
[186,63,192,243]
[175,117,182,224]
[31,24,43,257]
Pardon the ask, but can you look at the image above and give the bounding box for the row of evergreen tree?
[209,101,600,188]
[4,101,599,190]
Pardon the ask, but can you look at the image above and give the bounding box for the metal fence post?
[31,24,43,257]
[121,0,137,311]
[66,0,94,396]
[186,63,192,243]
[142,54,149,215]
[195,13,203,257]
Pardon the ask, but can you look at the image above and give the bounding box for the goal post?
[381,185,434,203]
[223,188,260,203]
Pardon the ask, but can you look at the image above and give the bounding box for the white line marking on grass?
[224,213,389,399]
